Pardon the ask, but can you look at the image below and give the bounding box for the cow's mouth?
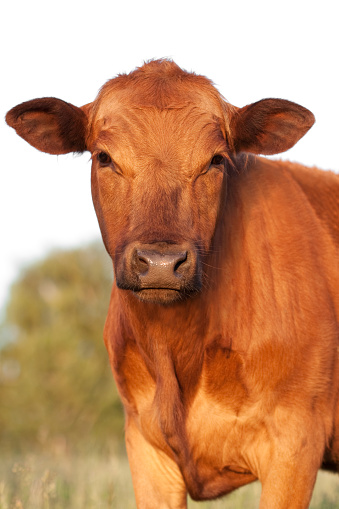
[133,287,191,305]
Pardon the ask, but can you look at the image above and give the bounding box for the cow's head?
[6,60,314,304]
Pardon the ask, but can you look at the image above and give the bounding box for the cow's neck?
[120,293,210,399]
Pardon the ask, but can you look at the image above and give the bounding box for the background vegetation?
[0,243,338,507]
[0,243,124,455]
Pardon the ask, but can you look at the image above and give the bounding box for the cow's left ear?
[6,98,90,155]
[230,98,315,156]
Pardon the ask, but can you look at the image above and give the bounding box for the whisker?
[201,261,227,271]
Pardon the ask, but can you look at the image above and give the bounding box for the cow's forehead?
[87,85,228,164]
[92,104,226,169]
[89,103,227,177]
[96,61,224,110]
[92,83,224,125]
[86,62,235,167]
[88,60,232,130]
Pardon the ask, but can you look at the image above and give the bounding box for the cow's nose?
[134,249,189,288]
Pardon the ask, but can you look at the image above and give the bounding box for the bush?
[0,243,124,454]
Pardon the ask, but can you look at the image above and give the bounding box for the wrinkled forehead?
[87,81,229,163]
[95,69,225,116]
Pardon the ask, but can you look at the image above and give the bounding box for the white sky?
[1,0,338,314]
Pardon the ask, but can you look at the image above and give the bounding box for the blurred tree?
[0,243,124,454]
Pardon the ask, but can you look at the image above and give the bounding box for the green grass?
[0,453,338,508]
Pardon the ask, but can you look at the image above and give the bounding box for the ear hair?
[230,98,315,156]
[6,98,89,155]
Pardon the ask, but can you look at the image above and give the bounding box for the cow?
[6,59,339,508]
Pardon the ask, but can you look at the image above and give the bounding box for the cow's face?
[87,84,230,304]
[6,60,315,304]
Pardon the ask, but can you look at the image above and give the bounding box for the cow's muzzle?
[116,242,201,304]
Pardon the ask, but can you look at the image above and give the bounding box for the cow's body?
[105,157,339,506]
[6,60,339,508]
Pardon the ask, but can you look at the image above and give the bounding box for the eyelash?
[97,151,112,166]
[210,154,224,166]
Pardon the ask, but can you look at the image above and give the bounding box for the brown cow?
[6,59,339,508]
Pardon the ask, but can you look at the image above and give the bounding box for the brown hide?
[6,60,339,508]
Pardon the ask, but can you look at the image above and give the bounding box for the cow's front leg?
[259,460,318,509]
[125,417,187,509]
[257,419,325,509]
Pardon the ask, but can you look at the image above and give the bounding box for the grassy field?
[0,453,338,509]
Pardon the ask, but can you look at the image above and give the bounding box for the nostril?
[174,252,188,273]
[136,255,149,275]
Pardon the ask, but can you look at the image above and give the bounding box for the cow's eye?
[97,151,112,166]
[210,154,224,166]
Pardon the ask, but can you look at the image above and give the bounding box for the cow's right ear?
[6,98,90,155]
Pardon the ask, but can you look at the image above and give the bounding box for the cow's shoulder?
[283,161,339,245]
